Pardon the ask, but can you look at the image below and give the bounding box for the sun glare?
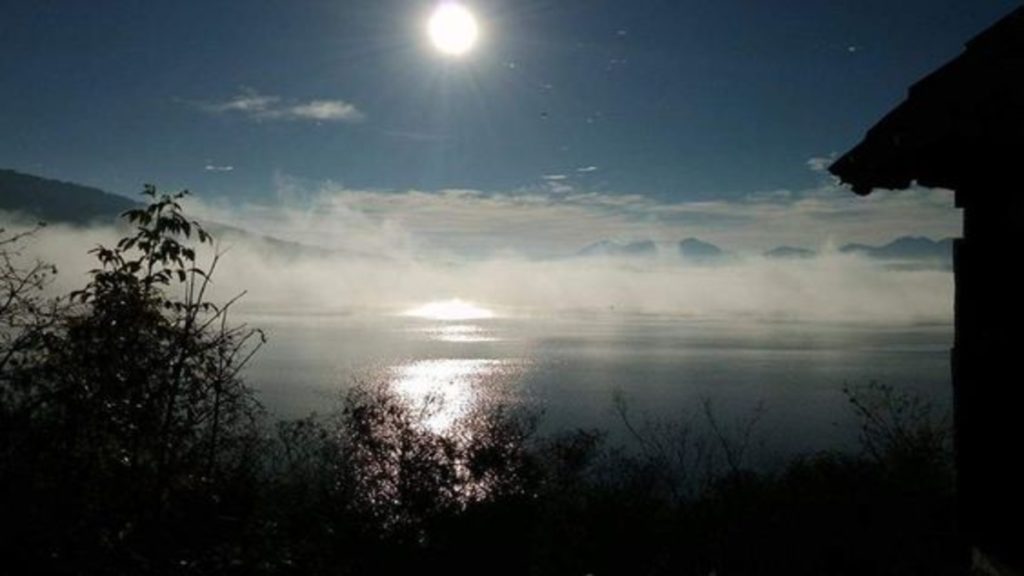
[405,299,495,321]
[391,359,499,432]
[428,3,479,56]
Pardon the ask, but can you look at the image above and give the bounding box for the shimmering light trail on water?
[390,358,508,433]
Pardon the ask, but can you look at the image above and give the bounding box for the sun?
[427,3,479,56]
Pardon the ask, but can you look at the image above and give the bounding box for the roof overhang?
[830,7,1024,196]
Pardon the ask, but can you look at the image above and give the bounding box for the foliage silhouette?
[0,224,60,389]
[1,186,264,573]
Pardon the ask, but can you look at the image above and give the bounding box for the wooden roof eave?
[828,7,1024,196]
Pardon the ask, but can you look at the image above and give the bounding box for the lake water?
[243,309,953,456]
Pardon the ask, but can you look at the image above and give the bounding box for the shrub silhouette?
[0,224,60,387]
[1,186,264,573]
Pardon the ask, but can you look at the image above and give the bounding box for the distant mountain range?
[838,237,954,263]
[578,236,954,268]
[760,237,954,268]
[577,237,732,263]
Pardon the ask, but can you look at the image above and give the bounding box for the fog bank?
[7,219,953,325]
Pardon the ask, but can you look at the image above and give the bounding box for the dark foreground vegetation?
[2,189,957,575]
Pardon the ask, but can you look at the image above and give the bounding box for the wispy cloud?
[576,166,599,173]
[204,164,234,172]
[200,89,365,123]
[203,91,279,114]
[281,100,364,122]
[806,156,835,173]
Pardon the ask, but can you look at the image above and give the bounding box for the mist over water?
[15,219,954,321]
[7,218,954,454]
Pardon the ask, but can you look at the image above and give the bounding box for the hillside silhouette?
[0,168,139,224]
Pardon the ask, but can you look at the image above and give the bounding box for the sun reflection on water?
[390,358,505,433]
[419,323,500,343]
[404,299,496,321]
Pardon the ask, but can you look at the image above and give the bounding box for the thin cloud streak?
[203,91,279,114]
[200,89,365,123]
[282,100,364,122]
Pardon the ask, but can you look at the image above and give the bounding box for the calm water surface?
[243,310,952,455]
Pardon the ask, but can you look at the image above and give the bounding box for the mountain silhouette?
[764,246,816,260]
[0,168,376,260]
[840,236,953,267]
[577,239,658,257]
[0,169,139,224]
[678,237,727,263]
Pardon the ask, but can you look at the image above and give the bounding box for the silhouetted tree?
[0,225,63,530]
[0,225,60,390]
[1,186,265,573]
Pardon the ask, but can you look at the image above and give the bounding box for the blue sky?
[1,0,1016,253]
